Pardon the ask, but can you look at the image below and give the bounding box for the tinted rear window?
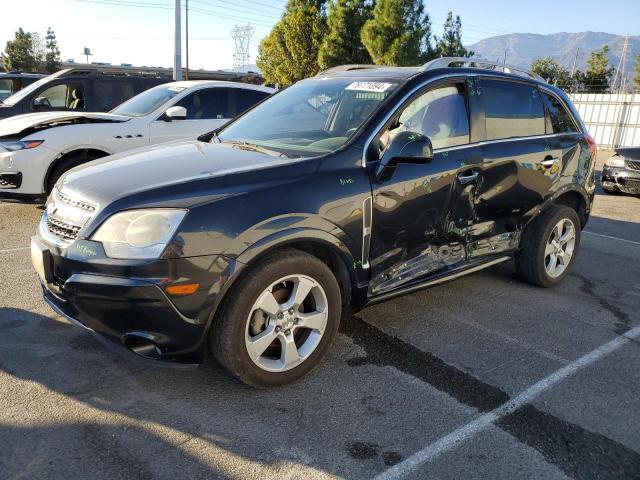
[481,79,545,140]
[542,92,578,134]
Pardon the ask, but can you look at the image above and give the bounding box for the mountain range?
[468,31,638,77]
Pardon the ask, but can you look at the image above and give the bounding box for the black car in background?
[601,147,640,195]
[0,68,168,119]
[32,58,597,387]
[0,71,46,101]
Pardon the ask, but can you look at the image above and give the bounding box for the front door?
[366,80,482,296]
[149,87,231,144]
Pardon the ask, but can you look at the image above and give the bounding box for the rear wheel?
[211,249,342,387]
[515,205,581,287]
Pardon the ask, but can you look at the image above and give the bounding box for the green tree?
[531,57,577,91]
[579,45,614,93]
[361,0,432,66]
[257,1,327,86]
[3,28,38,72]
[318,0,372,70]
[434,12,473,58]
[634,53,640,90]
[44,27,61,73]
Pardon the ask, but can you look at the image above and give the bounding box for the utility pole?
[231,24,255,72]
[502,48,507,65]
[612,36,629,94]
[185,0,189,80]
[173,0,182,81]
[570,47,580,77]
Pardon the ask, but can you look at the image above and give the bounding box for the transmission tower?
[612,36,630,94]
[231,24,255,72]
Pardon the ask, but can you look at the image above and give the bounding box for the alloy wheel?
[544,218,576,278]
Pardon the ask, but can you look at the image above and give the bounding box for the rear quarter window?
[542,91,578,134]
[481,79,545,140]
[235,89,270,116]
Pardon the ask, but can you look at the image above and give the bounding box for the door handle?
[541,156,559,168]
[457,171,479,185]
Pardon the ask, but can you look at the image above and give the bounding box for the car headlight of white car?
[0,140,44,151]
[605,155,626,168]
[92,209,187,259]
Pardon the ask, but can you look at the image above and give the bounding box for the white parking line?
[0,246,30,254]
[373,324,640,480]
[583,230,640,246]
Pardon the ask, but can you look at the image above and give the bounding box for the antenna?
[231,24,255,73]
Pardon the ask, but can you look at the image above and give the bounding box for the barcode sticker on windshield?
[345,82,392,93]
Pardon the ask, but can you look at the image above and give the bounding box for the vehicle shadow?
[0,306,404,479]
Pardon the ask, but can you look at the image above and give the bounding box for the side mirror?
[32,97,51,109]
[164,105,187,121]
[375,131,433,181]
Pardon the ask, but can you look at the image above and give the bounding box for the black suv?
[0,71,46,101]
[0,68,168,118]
[32,58,596,387]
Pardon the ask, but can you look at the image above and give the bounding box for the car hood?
[615,147,640,160]
[58,140,297,207]
[0,111,130,138]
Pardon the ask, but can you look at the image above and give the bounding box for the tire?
[515,205,581,288]
[211,248,342,388]
[46,152,99,194]
[601,185,618,195]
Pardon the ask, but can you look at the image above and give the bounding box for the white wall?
[569,93,640,149]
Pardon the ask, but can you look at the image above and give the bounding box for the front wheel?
[211,249,342,387]
[515,205,581,287]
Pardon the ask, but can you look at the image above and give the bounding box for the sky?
[1,0,639,71]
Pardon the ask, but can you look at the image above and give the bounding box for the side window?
[542,92,578,134]
[94,79,136,111]
[481,80,545,140]
[235,89,270,116]
[176,88,231,120]
[384,84,470,150]
[36,83,84,109]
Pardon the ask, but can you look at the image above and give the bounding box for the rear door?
[469,78,558,259]
[149,87,232,144]
[367,78,484,296]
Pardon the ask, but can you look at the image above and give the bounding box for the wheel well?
[239,241,354,309]
[553,191,587,227]
[45,148,110,189]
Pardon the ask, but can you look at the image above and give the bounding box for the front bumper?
[32,235,236,363]
[601,165,640,194]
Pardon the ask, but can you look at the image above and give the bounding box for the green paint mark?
[442,151,449,157]
[339,178,355,186]
[352,260,362,269]
[422,179,432,193]
[75,244,97,257]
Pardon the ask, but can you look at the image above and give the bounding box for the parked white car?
[0,80,274,197]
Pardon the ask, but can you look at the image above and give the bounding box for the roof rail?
[318,64,377,75]
[421,57,544,82]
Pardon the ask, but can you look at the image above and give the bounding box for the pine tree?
[3,28,38,72]
[361,0,432,66]
[257,1,327,86]
[44,27,61,73]
[578,45,615,93]
[318,0,372,70]
[434,12,473,58]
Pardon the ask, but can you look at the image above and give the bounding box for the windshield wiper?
[225,140,288,158]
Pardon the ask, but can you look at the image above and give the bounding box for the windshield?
[111,84,186,117]
[217,78,399,157]
[2,75,53,106]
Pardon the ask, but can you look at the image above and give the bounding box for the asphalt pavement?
[0,151,638,479]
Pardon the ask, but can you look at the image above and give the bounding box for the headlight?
[605,155,626,168]
[92,209,187,259]
[0,140,44,151]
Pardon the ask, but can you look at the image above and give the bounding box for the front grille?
[56,190,96,212]
[46,216,81,241]
[627,160,640,171]
[42,189,96,244]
